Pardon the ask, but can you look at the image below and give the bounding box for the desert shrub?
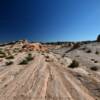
[96,34,100,42]
[62,54,65,58]
[0,51,6,58]
[41,53,45,55]
[91,59,98,63]
[13,48,20,52]
[6,61,13,66]
[86,49,91,53]
[19,59,28,65]
[75,55,80,57]
[0,48,3,51]
[28,53,32,56]
[81,47,86,50]
[45,55,49,59]
[45,58,53,62]
[0,54,6,58]
[90,66,98,71]
[94,60,98,63]
[95,51,99,55]
[72,43,80,49]
[91,59,95,61]
[19,53,33,65]
[68,60,79,68]
[6,55,14,59]
[0,50,5,54]
[26,53,33,61]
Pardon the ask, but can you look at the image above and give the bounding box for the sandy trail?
[0,52,99,100]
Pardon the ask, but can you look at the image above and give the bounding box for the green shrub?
[6,55,14,59]
[0,54,6,58]
[96,34,100,42]
[6,61,13,66]
[91,59,95,61]
[26,53,33,61]
[86,49,91,53]
[19,53,33,65]
[72,43,80,49]
[94,60,98,63]
[95,51,99,55]
[45,55,49,59]
[81,47,86,50]
[90,66,98,71]
[0,51,6,58]
[13,48,20,52]
[0,50,4,54]
[19,59,28,65]
[68,60,79,68]
[0,49,6,57]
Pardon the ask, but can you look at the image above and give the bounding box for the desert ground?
[0,40,100,100]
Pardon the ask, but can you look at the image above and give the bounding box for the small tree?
[97,34,100,42]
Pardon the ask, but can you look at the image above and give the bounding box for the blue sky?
[0,0,99,42]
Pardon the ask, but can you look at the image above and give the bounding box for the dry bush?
[94,60,98,63]
[72,43,80,49]
[19,59,28,65]
[6,61,13,66]
[96,34,100,42]
[90,66,98,71]
[95,51,99,55]
[6,55,14,59]
[86,49,92,53]
[68,60,79,68]
[26,53,33,61]
[19,53,33,65]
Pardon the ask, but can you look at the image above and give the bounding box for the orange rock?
[22,43,48,52]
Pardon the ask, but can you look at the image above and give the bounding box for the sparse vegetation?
[19,59,28,65]
[75,55,80,57]
[72,43,80,49]
[68,60,79,68]
[96,34,100,42]
[91,59,98,63]
[81,47,86,50]
[62,54,65,57]
[13,48,20,53]
[0,48,3,51]
[6,55,14,59]
[6,61,13,66]
[26,53,33,61]
[95,51,99,55]
[45,55,49,59]
[86,49,91,53]
[90,66,98,71]
[0,50,5,55]
[91,59,95,61]
[19,53,33,65]
[0,50,3,54]
[0,50,6,58]
[0,38,100,99]
[94,60,98,63]
[0,54,6,58]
